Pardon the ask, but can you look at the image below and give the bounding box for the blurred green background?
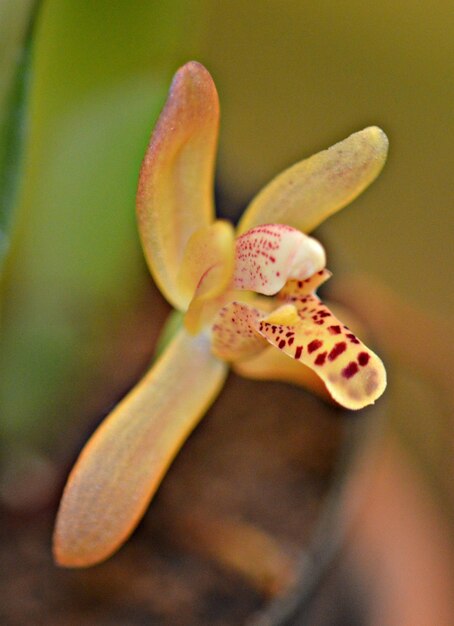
[0,0,452,521]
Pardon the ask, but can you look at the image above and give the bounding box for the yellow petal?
[136,61,219,310]
[233,346,330,401]
[211,301,268,361]
[256,285,386,410]
[233,224,325,295]
[233,295,368,403]
[181,221,235,334]
[178,220,235,305]
[53,328,227,568]
[238,127,388,235]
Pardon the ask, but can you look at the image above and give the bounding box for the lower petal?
[233,345,330,401]
[53,328,228,568]
[256,297,386,410]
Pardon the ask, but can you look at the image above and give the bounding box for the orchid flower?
[53,62,388,568]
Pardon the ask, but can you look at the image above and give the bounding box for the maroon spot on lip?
[294,345,303,359]
[288,337,294,346]
[314,351,327,366]
[358,351,370,366]
[346,333,360,345]
[278,339,286,349]
[328,325,341,335]
[315,320,324,325]
[285,331,294,337]
[328,341,347,361]
[318,311,331,318]
[342,361,359,379]
[308,339,323,353]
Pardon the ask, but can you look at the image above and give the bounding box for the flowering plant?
[54,62,387,568]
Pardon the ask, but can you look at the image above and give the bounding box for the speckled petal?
[256,289,386,410]
[233,224,326,296]
[53,328,227,568]
[136,62,219,310]
[279,269,332,298]
[211,301,268,361]
[237,127,388,235]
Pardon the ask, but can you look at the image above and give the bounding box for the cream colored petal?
[233,224,325,295]
[182,222,235,335]
[238,127,388,235]
[53,328,228,568]
[136,61,219,310]
[256,287,386,410]
[233,346,330,401]
[178,220,235,308]
[211,300,268,361]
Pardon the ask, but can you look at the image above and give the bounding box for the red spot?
[318,311,331,318]
[294,345,303,359]
[285,331,294,337]
[358,351,370,366]
[328,342,347,361]
[347,333,360,345]
[278,339,286,349]
[328,325,341,335]
[315,320,325,325]
[308,339,323,353]
[288,337,294,345]
[314,351,327,366]
[342,361,359,379]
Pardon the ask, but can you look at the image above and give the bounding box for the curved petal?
[233,296,369,403]
[136,61,219,310]
[233,224,325,295]
[178,219,235,310]
[237,127,388,235]
[53,328,228,568]
[233,345,329,401]
[256,291,386,410]
[211,301,268,361]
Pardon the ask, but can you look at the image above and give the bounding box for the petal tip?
[355,125,389,162]
[169,60,219,118]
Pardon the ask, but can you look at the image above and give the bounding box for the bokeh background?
[1,1,453,624]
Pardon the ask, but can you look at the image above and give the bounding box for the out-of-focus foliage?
[0,0,37,265]
[0,1,207,496]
